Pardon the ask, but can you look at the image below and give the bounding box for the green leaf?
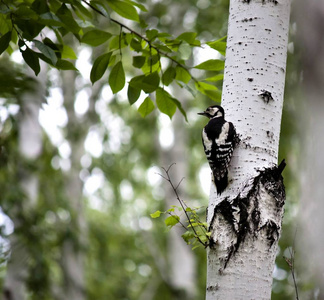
[56,59,77,71]
[73,1,93,19]
[21,48,40,75]
[195,82,221,101]
[130,37,142,51]
[177,32,200,46]
[146,29,158,41]
[81,29,112,46]
[165,215,180,228]
[150,210,162,218]
[182,231,195,244]
[15,19,44,40]
[133,55,146,68]
[56,3,80,34]
[38,12,63,27]
[162,67,176,86]
[154,43,172,53]
[156,88,176,119]
[171,98,188,122]
[207,41,226,55]
[195,81,218,91]
[203,90,222,101]
[178,41,192,60]
[138,97,155,117]
[15,5,38,19]
[0,31,11,55]
[31,0,50,14]
[109,35,128,50]
[141,57,161,74]
[125,0,148,12]
[107,0,140,22]
[147,54,159,67]
[109,61,125,94]
[33,40,57,65]
[88,1,109,18]
[194,59,225,71]
[129,72,160,93]
[90,52,112,84]
[204,74,224,82]
[127,85,141,105]
[175,66,191,84]
[62,45,77,60]
[142,72,160,91]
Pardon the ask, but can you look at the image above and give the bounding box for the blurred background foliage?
[0,0,306,299]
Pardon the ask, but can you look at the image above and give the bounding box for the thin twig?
[284,228,299,300]
[159,164,208,231]
[160,164,209,247]
[175,177,185,191]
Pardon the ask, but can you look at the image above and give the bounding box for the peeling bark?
[209,160,285,270]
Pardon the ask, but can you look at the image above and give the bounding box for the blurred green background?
[0,0,308,299]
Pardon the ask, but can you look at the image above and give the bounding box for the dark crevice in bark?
[209,159,286,269]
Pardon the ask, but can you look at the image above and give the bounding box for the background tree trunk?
[3,67,44,300]
[206,0,291,299]
[59,69,87,300]
[161,108,197,300]
[295,0,324,296]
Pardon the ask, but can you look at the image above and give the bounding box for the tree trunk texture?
[3,67,44,300]
[206,0,291,299]
[295,0,324,297]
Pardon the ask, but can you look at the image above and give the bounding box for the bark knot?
[259,90,274,103]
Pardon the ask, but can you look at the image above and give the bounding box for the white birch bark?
[206,1,291,299]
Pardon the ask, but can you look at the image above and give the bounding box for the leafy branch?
[81,0,191,75]
[151,163,210,249]
[0,0,226,118]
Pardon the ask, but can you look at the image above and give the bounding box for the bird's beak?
[198,111,207,116]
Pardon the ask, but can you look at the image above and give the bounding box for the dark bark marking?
[242,0,278,3]
[206,284,219,292]
[209,160,286,269]
[259,90,274,103]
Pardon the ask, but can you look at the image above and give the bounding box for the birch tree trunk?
[206,1,291,299]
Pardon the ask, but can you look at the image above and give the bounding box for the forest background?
[0,0,320,299]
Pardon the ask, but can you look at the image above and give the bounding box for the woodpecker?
[198,105,236,195]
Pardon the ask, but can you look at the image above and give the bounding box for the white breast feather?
[216,122,229,145]
[202,129,212,151]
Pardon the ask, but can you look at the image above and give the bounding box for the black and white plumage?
[198,105,236,195]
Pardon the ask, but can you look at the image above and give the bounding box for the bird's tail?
[212,171,228,195]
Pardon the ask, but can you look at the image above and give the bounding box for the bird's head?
[198,105,224,119]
